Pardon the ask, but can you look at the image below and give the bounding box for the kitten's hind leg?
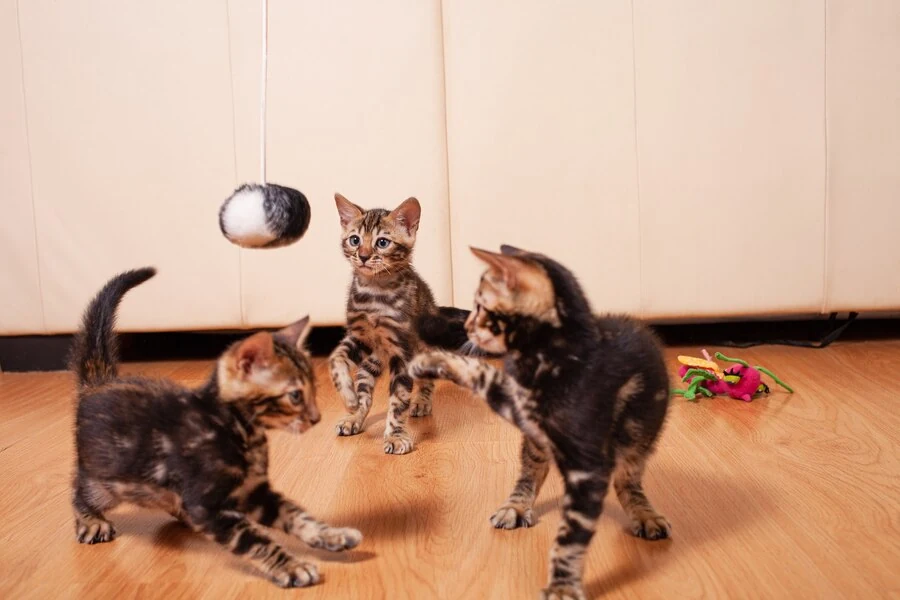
[409,379,434,417]
[491,436,551,529]
[72,475,119,544]
[543,471,610,600]
[336,354,381,436]
[613,446,671,540]
[194,509,319,588]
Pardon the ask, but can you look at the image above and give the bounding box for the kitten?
[410,245,671,600]
[71,268,361,588]
[330,193,467,455]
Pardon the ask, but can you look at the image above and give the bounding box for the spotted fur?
[70,268,361,588]
[330,193,457,454]
[410,245,671,599]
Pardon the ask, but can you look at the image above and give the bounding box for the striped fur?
[410,246,672,599]
[330,194,449,454]
[71,269,360,587]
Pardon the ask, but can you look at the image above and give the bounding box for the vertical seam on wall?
[438,0,456,306]
[15,0,47,331]
[630,0,645,319]
[224,0,245,327]
[821,0,830,314]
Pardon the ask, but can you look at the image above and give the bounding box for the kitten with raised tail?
[410,245,672,600]
[71,268,361,588]
[330,193,470,455]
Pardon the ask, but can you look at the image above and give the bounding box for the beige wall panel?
[18,1,242,333]
[824,0,900,311]
[635,1,826,318]
[0,0,44,335]
[243,0,451,327]
[443,0,642,314]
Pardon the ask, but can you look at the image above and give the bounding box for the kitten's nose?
[359,254,371,264]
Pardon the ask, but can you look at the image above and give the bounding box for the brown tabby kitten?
[410,246,671,600]
[72,268,361,588]
[330,193,458,455]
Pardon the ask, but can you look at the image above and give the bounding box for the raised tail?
[70,267,157,389]
[417,306,483,356]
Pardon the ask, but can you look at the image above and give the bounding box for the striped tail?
[417,307,483,356]
[70,267,157,389]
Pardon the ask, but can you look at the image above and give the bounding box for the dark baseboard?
[1,317,898,373]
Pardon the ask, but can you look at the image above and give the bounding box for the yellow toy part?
[677,355,724,379]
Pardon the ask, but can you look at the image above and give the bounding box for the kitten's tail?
[418,307,483,356]
[70,267,157,389]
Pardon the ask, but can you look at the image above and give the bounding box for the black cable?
[715,312,859,349]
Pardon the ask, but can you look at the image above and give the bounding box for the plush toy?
[219,183,311,249]
[673,350,793,402]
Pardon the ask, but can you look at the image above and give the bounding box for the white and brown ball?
[219,183,311,249]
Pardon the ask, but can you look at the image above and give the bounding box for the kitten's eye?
[375,237,391,249]
[348,235,361,247]
[288,390,303,405]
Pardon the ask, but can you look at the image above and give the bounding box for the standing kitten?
[410,246,671,600]
[330,193,463,455]
[72,268,361,588]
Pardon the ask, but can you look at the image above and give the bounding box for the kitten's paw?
[383,432,414,455]
[318,527,363,552]
[490,504,534,529]
[541,583,586,600]
[408,353,451,381]
[409,401,432,417]
[335,415,363,436]
[631,513,672,540]
[75,518,117,544]
[272,560,320,588]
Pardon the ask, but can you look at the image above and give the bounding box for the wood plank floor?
[1,342,898,599]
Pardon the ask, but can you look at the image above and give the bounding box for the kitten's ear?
[236,332,274,375]
[500,244,528,257]
[470,247,526,288]
[334,193,363,228]
[277,315,312,351]
[390,197,421,235]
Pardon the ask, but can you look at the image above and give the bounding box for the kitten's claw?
[273,560,320,588]
[541,583,586,600]
[490,504,534,529]
[409,401,432,417]
[408,353,450,381]
[383,432,414,455]
[631,514,672,540]
[76,519,117,544]
[335,415,363,436]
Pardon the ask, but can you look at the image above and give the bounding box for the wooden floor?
[1,342,898,599]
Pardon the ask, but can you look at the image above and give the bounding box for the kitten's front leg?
[336,355,382,436]
[244,482,362,552]
[491,436,551,530]
[409,351,528,425]
[329,335,365,412]
[194,509,319,588]
[542,471,610,600]
[383,354,415,455]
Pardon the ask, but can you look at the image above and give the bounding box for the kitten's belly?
[348,312,414,359]
[111,482,183,516]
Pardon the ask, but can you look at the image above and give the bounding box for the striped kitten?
[330,193,461,455]
[72,268,361,588]
[410,245,671,600]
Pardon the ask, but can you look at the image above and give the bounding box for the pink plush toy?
[674,350,793,402]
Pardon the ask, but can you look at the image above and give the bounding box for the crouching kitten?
[71,268,361,588]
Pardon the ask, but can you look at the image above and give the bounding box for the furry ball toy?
[219,183,311,249]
